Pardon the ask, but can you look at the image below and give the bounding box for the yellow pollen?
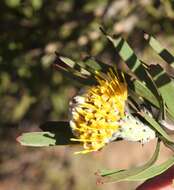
[70,68,127,154]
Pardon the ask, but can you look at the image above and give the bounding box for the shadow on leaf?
[40,121,78,145]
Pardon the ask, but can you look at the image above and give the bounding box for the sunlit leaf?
[55,55,91,77]
[54,56,95,85]
[145,36,174,121]
[127,156,174,181]
[131,80,160,108]
[83,57,111,73]
[140,112,174,143]
[105,34,163,110]
[144,34,174,67]
[17,121,77,146]
[99,140,160,183]
[17,132,57,147]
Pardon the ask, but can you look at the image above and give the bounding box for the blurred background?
[0,0,174,189]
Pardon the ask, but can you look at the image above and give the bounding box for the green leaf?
[132,80,160,108]
[106,35,163,110]
[83,57,111,73]
[17,132,57,147]
[127,156,174,181]
[57,54,111,75]
[55,55,91,77]
[145,41,174,121]
[144,34,174,67]
[54,55,95,85]
[56,66,94,85]
[140,112,174,143]
[55,54,114,85]
[99,140,160,183]
[144,35,174,120]
[17,121,77,146]
[58,56,76,68]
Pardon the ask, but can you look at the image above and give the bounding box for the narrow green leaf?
[17,121,78,146]
[55,54,112,85]
[106,35,163,110]
[100,140,160,182]
[83,57,111,73]
[54,56,96,85]
[17,132,57,147]
[166,108,174,126]
[148,63,174,121]
[59,56,76,68]
[57,66,94,85]
[163,140,174,152]
[107,36,140,72]
[132,80,160,108]
[56,55,91,77]
[140,112,174,143]
[127,156,174,181]
[83,58,102,71]
[99,169,123,176]
[57,55,110,76]
[17,131,77,146]
[144,34,174,67]
[144,35,174,120]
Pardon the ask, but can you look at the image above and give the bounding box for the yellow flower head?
[69,69,127,154]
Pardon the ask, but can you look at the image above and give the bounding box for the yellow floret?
[70,68,127,154]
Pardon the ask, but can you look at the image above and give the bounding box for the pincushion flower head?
[69,68,156,154]
[18,34,174,185]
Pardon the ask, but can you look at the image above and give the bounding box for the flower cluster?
[69,69,155,154]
